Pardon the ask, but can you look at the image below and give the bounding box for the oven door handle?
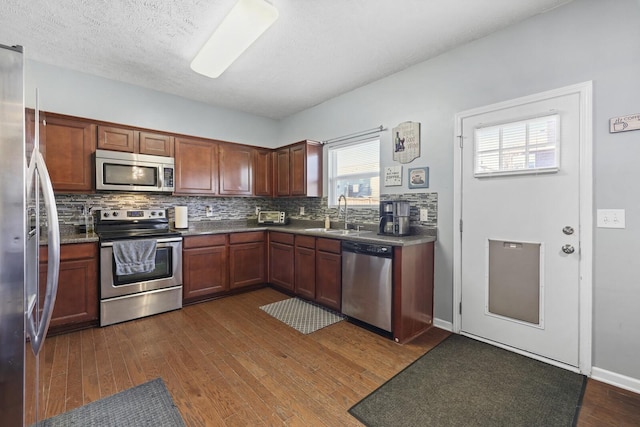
[100,237,182,247]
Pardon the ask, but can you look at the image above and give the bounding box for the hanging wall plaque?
[392,121,420,164]
[610,113,640,133]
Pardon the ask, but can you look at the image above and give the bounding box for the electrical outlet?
[597,209,625,228]
[205,206,213,217]
[255,206,261,215]
[420,208,429,222]
[299,206,305,215]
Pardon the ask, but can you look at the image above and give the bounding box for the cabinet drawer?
[270,231,294,245]
[295,235,316,249]
[229,231,265,244]
[316,238,341,254]
[40,242,97,262]
[183,234,227,249]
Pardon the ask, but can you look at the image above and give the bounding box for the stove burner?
[95,209,182,242]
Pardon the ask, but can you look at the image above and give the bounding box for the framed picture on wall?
[408,167,429,189]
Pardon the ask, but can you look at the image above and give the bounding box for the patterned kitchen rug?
[260,297,346,334]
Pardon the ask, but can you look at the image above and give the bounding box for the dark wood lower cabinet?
[294,235,316,300]
[393,241,435,343]
[269,232,295,292]
[182,235,228,303]
[315,238,342,311]
[229,232,266,289]
[40,243,98,334]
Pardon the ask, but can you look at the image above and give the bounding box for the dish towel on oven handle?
[112,239,157,276]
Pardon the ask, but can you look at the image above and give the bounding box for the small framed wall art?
[384,165,402,186]
[408,167,429,189]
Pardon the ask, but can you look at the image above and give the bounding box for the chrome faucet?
[338,195,348,230]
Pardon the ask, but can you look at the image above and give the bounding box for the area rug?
[349,334,586,427]
[260,297,345,334]
[39,378,185,427]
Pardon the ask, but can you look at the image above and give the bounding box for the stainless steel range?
[96,209,183,326]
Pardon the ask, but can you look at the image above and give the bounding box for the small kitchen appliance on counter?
[258,211,288,225]
[378,200,411,236]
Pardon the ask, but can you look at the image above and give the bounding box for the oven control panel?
[99,209,166,221]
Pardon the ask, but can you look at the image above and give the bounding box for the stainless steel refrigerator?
[0,44,60,426]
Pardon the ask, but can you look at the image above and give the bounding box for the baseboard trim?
[591,367,640,394]
[433,318,453,332]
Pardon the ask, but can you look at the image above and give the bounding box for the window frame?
[473,113,560,178]
[327,137,380,208]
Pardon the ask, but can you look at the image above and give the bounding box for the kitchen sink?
[304,228,372,235]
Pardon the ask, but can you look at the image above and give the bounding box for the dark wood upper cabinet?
[139,131,174,157]
[219,143,253,196]
[274,147,291,196]
[98,126,174,157]
[26,111,96,193]
[254,148,273,197]
[174,136,218,195]
[274,140,322,197]
[97,125,137,153]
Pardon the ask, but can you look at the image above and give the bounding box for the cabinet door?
[139,131,174,157]
[97,125,137,152]
[254,149,273,197]
[175,137,218,195]
[219,143,253,196]
[269,242,295,291]
[39,243,98,330]
[295,246,316,300]
[274,147,291,196]
[290,143,307,196]
[37,114,96,192]
[316,251,342,311]
[183,246,228,301]
[229,242,266,289]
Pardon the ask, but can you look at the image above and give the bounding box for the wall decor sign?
[610,113,640,133]
[392,121,420,164]
[384,166,402,186]
[408,167,429,189]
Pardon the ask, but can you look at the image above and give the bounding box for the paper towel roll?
[175,206,188,229]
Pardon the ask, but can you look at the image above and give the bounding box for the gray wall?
[25,61,280,148]
[279,0,640,381]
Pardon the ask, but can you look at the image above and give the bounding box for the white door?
[457,85,591,368]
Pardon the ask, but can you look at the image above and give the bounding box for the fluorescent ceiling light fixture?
[191,0,279,78]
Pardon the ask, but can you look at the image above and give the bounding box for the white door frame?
[452,81,593,375]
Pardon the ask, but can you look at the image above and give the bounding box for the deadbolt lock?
[563,226,575,235]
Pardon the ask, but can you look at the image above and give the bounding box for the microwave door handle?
[26,150,60,356]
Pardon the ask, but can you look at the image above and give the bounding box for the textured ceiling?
[1,0,572,120]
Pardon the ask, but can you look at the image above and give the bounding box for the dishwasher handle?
[342,241,393,258]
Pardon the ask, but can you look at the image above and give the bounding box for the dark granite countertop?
[56,220,437,246]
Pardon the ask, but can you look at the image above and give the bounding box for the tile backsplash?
[55,192,438,229]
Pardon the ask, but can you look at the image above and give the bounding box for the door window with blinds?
[327,139,380,206]
[474,114,559,177]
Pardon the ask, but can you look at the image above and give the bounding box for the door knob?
[563,226,574,235]
[562,244,575,254]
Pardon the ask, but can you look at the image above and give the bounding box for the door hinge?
[459,218,463,233]
[459,302,462,314]
[458,135,463,148]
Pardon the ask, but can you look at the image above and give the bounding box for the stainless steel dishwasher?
[341,241,393,332]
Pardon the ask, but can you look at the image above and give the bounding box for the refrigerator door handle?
[25,151,60,356]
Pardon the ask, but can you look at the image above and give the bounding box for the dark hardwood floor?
[32,288,640,426]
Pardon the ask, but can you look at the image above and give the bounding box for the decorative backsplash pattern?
[55,192,438,230]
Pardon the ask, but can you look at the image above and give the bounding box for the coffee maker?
[378,200,411,236]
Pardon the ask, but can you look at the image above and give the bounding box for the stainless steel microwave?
[96,149,175,193]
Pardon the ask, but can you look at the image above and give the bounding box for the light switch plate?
[299,206,305,215]
[420,208,429,222]
[597,209,625,228]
